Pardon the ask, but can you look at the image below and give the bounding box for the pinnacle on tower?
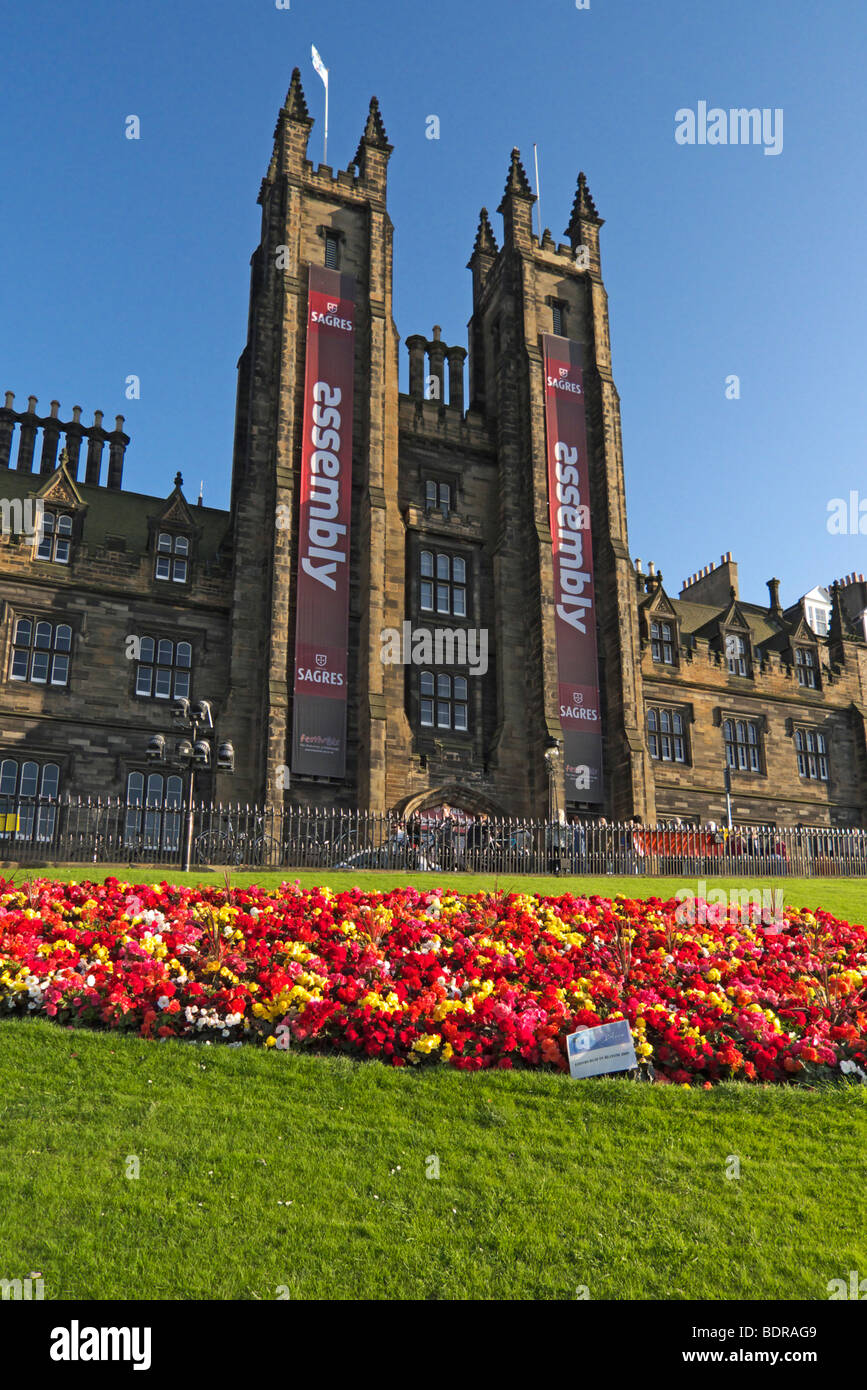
[472,207,499,258]
[283,67,312,124]
[498,148,535,209]
[353,95,392,164]
[565,171,603,239]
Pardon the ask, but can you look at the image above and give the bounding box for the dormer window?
[36,511,73,565]
[650,620,675,665]
[155,532,189,583]
[795,646,819,689]
[725,632,751,677]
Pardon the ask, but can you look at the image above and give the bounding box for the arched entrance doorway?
[393,783,507,819]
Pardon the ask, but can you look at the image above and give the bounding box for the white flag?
[311,45,328,88]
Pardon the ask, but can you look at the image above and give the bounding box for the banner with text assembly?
[291,264,356,778]
[542,333,603,803]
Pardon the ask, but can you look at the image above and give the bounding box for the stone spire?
[565,171,604,269]
[263,66,314,194]
[472,207,499,258]
[499,147,535,203]
[566,171,602,237]
[353,96,393,192]
[283,67,312,125]
[497,148,535,247]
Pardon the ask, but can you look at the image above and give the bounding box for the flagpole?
[533,143,542,241]
[312,46,329,166]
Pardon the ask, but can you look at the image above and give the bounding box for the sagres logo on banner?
[542,334,603,802]
[291,264,356,778]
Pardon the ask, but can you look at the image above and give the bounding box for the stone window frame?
[153,530,191,585]
[0,754,65,842]
[423,477,457,518]
[792,724,830,783]
[7,610,74,690]
[122,768,185,852]
[29,496,86,568]
[405,532,485,750]
[649,617,678,667]
[546,296,568,337]
[316,225,346,270]
[133,635,193,702]
[646,703,690,764]
[418,547,469,620]
[419,670,470,734]
[34,508,74,565]
[723,629,753,679]
[793,644,821,690]
[721,714,765,775]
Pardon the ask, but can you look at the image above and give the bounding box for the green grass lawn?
[2,867,866,1300]
[1,1017,864,1301]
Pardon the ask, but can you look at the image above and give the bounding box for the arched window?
[10,617,72,686]
[0,758,62,841]
[795,646,819,689]
[36,511,73,564]
[418,671,469,732]
[725,632,751,677]
[723,718,761,772]
[647,707,686,762]
[418,551,468,616]
[155,532,190,583]
[135,636,193,699]
[125,769,185,851]
[650,620,675,665]
[795,728,829,781]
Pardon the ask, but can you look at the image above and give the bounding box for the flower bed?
[1,877,865,1084]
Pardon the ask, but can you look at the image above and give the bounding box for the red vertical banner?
[542,333,604,803]
[291,265,356,778]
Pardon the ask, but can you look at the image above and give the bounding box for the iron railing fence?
[1,796,867,878]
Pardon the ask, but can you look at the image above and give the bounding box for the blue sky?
[2,0,866,605]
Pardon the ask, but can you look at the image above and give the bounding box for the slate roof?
[0,468,231,559]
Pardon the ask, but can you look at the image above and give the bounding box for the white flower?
[86,975,95,987]
[156,995,170,1010]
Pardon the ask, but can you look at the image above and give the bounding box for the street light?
[145,696,232,872]
[543,737,561,822]
[543,736,563,875]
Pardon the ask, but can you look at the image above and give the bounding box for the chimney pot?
[3,391,14,410]
[50,400,60,417]
[27,395,37,413]
[72,406,82,423]
[115,415,124,432]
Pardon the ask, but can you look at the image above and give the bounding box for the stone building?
[0,69,865,831]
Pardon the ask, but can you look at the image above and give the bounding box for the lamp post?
[543,737,561,823]
[724,764,733,831]
[543,736,563,875]
[146,698,234,872]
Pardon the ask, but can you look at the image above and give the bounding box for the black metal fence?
[1,796,867,877]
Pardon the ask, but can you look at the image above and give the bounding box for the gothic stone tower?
[223,73,651,819]
[388,155,652,818]
[223,71,411,808]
